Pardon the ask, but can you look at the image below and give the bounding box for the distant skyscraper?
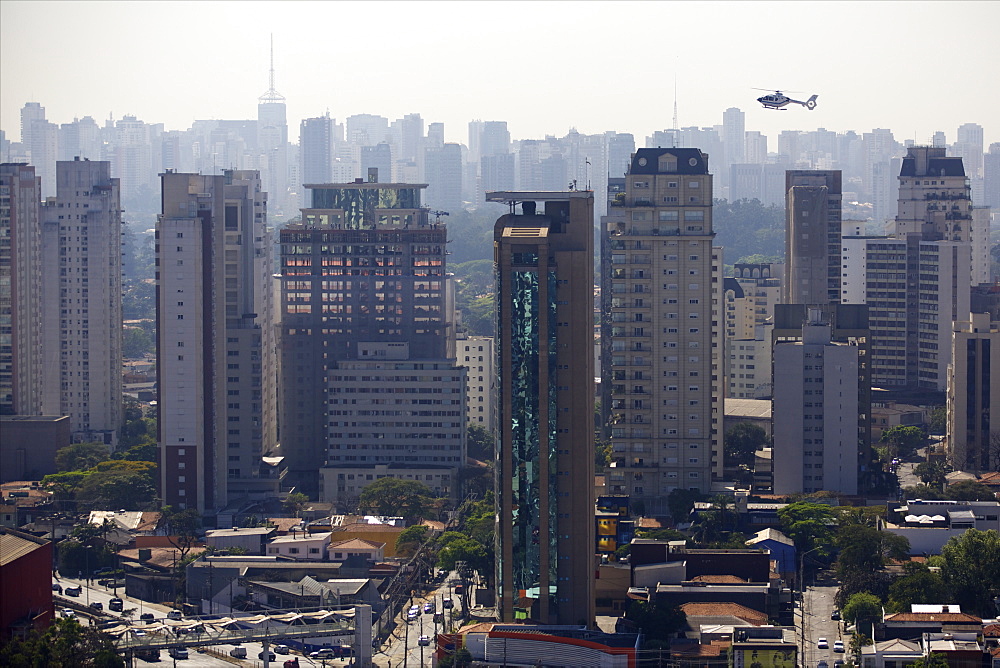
[157,170,277,515]
[19,103,45,148]
[722,107,746,167]
[491,190,595,626]
[424,143,463,212]
[955,123,984,177]
[984,143,1000,210]
[258,40,288,216]
[0,164,43,416]
[784,170,842,305]
[606,132,636,179]
[479,121,510,158]
[300,115,333,185]
[602,148,724,508]
[481,153,515,193]
[346,114,389,146]
[361,144,392,184]
[40,159,122,444]
[745,131,767,165]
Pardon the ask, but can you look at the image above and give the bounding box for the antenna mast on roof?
[672,72,679,148]
[259,34,285,103]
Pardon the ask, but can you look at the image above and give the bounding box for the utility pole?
[403,616,409,668]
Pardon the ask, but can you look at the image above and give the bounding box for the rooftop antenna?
[672,72,679,148]
[259,34,285,103]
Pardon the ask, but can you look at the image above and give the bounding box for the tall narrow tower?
[491,191,595,626]
[258,36,288,216]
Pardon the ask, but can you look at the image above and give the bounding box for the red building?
[0,528,54,639]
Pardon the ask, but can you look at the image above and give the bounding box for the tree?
[0,617,124,667]
[914,461,951,489]
[76,470,156,510]
[849,633,873,655]
[436,536,489,574]
[637,528,688,542]
[395,525,429,556]
[777,502,837,554]
[282,492,309,518]
[886,563,950,613]
[927,406,946,435]
[122,326,154,359]
[159,506,203,561]
[667,488,703,524]
[939,529,1000,617]
[54,442,110,472]
[901,484,944,500]
[879,426,925,459]
[842,592,882,637]
[943,480,996,501]
[467,424,495,461]
[908,654,950,668]
[724,423,769,469]
[623,599,687,642]
[834,525,909,579]
[358,478,434,520]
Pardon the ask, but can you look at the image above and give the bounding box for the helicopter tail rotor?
[805,95,818,110]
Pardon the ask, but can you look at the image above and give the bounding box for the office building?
[280,180,457,499]
[772,309,860,495]
[257,49,288,216]
[947,313,1000,472]
[784,170,842,305]
[983,144,1000,210]
[491,190,596,626]
[157,170,278,515]
[602,148,723,508]
[725,263,783,399]
[0,164,43,416]
[424,143,463,213]
[300,115,333,185]
[39,159,122,444]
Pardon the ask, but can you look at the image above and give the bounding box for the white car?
[833,640,845,653]
[817,637,829,649]
[168,647,189,659]
[418,635,431,646]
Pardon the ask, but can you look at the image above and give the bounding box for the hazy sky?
[2,1,998,149]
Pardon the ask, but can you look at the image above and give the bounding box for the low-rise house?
[730,626,796,668]
[435,623,639,668]
[884,500,1000,554]
[247,576,381,612]
[328,538,384,563]
[859,638,923,668]
[880,604,982,641]
[923,632,983,668]
[204,527,275,556]
[266,531,332,560]
[745,528,796,585]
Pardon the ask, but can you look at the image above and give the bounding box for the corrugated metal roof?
[0,531,46,566]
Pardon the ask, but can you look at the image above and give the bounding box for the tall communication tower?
[259,34,285,103]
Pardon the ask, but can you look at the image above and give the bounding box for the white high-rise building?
[157,170,278,515]
[39,159,122,444]
[773,310,859,495]
[457,335,495,427]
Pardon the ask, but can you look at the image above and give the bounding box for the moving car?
[166,609,183,620]
[64,586,82,597]
[442,597,454,610]
[168,647,188,659]
[310,648,336,659]
[834,661,845,667]
[60,608,76,618]
[131,628,147,638]
[52,583,62,593]
[89,601,103,611]
[418,635,431,646]
[258,650,276,660]
[275,645,290,654]
[817,637,829,649]
[140,612,155,622]
[424,601,435,614]
[109,598,124,612]
[831,610,840,620]
[229,646,247,659]
[833,640,844,653]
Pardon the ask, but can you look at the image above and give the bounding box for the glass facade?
[310,186,422,229]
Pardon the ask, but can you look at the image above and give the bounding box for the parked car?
[418,635,431,646]
[140,612,155,622]
[442,597,454,609]
[817,637,829,649]
[258,650,276,660]
[60,608,76,618]
[64,586,82,597]
[229,646,247,659]
[831,610,841,620]
[52,583,62,593]
[423,601,435,614]
[135,648,160,661]
[817,662,828,668]
[89,601,103,611]
[833,640,844,653]
[834,660,845,667]
[168,647,188,659]
[108,598,124,612]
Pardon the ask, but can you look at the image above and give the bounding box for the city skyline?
[2,1,998,147]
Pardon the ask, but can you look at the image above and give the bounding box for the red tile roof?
[884,612,982,623]
[681,602,768,625]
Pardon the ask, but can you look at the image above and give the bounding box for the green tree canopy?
[724,423,769,468]
[939,529,1000,617]
[0,617,124,667]
[914,461,952,489]
[927,406,946,435]
[358,478,434,521]
[777,501,837,554]
[667,488,704,524]
[160,506,203,560]
[76,469,156,510]
[942,480,996,501]
[55,441,111,472]
[879,426,925,459]
[842,591,883,632]
[395,524,429,556]
[623,599,687,642]
[282,492,309,517]
[834,524,909,579]
[467,424,495,461]
[436,536,490,574]
[908,653,950,668]
[886,563,950,613]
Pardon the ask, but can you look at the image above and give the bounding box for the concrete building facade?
[602,148,723,506]
[492,190,595,626]
[784,170,842,306]
[947,313,1000,472]
[458,335,495,428]
[157,170,278,515]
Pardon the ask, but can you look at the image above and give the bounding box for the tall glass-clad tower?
[491,191,595,626]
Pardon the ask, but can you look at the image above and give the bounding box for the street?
[376,570,467,668]
[801,578,844,668]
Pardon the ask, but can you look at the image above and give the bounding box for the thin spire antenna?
[259,33,285,103]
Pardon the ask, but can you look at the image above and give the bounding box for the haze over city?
[2,1,998,146]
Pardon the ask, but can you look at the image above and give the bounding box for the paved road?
[378,572,466,668]
[801,580,845,668]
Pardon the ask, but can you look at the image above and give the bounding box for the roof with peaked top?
[746,528,794,547]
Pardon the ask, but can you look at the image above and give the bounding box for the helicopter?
[754,89,818,111]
